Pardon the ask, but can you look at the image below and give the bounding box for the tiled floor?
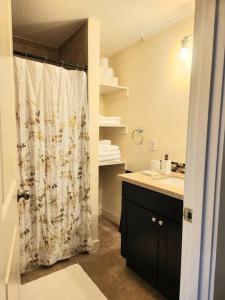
[22,216,166,300]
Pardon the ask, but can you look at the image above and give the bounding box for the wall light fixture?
[180,34,193,60]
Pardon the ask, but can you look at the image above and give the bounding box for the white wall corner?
[102,208,120,226]
[88,18,100,243]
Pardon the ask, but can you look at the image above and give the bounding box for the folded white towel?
[106,68,114,78]
[99,149,120,154]
[99,145,119,151]
[99,139,111,145]
[100,58,109,68]
[99,154,121,162]
[99,150,121,157]
[99,159,121,165]
[100,121,121,126]
[100,66,107,77]
[110,77,118,86]
[99,158,121,163]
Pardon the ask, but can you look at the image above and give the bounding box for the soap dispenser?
[161,154,171,175]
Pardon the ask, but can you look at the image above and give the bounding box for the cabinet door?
[158,218,182,300]
[126,201,158,284]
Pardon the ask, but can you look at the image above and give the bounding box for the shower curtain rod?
[13,50,88,71]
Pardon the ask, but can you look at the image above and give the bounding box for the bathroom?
[1,1,225,300]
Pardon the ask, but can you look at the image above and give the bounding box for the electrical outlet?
[149,138,157,151]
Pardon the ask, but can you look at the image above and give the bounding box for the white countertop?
[118,172,184,200]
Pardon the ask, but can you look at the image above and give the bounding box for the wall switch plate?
[149,138,157,151]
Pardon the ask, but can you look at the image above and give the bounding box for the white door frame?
[0,0,20,299]
[180,0,225,299]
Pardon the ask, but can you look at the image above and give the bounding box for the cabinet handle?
[158,220,164,226]
[152,217,156,223]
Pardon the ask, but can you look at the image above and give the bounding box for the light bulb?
[180,46,189,60]
[180,37,189,60]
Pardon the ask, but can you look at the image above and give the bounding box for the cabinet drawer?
[122,182,183,224]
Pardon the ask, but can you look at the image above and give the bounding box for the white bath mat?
[20,264,107,300]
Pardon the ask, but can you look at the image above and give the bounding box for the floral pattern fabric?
[14,57,92,273]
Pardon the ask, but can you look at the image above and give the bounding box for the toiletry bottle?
[161,154,171,175]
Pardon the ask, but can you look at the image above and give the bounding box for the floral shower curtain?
[14,57,92,273]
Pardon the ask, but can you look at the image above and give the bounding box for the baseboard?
[101,208,120,225]
[89,239,100,254]
[98,206,102,216]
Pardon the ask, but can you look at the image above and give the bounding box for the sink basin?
[155,177,184,188]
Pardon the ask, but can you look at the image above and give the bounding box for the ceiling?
[12,0,195,57]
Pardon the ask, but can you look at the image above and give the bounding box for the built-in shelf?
[99,161,126,167]
[99,124,128,133]
[99,124,126,127]
[100,83,129,96]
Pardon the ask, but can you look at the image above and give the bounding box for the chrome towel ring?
[132,127,144,145]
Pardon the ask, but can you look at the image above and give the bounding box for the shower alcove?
[13,19,100,249]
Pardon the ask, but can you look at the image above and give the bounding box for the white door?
[180,0,225,299]
[0,0,20,300]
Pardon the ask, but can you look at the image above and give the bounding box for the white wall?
[100,16,194,224]
[88,19,100,246]
[106,16,194,171]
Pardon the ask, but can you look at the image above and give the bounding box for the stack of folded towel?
[100,58,119,86]
[99,140,121,164]
[99,115,121,126]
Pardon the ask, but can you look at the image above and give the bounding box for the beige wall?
[100,16,194,224]
[88,19,100,245]
[106,16,194,172]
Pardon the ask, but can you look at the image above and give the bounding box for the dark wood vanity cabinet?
[126,201,158,284]
[120,182,183,300]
